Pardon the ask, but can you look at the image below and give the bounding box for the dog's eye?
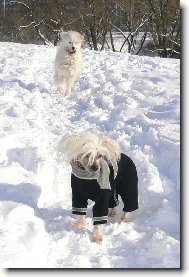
[69,42,72,44]
[99,154,102,158]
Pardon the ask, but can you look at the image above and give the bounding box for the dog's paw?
[90,229,103,244]
[117,217,128,224]
[117,212,129,224]
[71,221,86,229]
[108,207,116,218]
[70,216,86,229]
[65,90,72,96]
[57,87,65,94]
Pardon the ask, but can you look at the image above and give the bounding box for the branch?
[9,0,31,10]
[108,21,128,39]
[135,32,147,55]
[19,22,35,28]
[169,38,180,47]
[64,16,82,26]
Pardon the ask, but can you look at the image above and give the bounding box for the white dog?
[57,133,138,243]
[54,31,84,96]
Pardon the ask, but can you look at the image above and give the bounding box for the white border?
[2,2,188,277]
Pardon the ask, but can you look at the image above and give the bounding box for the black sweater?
[71,153,138,225]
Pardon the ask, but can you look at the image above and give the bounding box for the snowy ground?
[0,42,180,268]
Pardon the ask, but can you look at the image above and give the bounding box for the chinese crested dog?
[57,133,138,243]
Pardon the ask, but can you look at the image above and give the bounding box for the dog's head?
[57,133,121,173]
[76,151,103,172]
[60,31,84,55]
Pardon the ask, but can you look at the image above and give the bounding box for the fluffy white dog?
[57,133,138,243]
[54,31,84,96]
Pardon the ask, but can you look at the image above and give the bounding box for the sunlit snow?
[0,42,180,268]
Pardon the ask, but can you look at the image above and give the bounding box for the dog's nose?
[72,46,75,50]
[91,165,98,171]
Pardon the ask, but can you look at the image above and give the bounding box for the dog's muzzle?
[89,164,99,172]
[67,48,76,55]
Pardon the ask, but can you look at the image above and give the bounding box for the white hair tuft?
[57,133,121,164]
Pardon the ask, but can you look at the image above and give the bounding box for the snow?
[0,41,180,268]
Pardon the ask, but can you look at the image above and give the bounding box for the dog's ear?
[60,32,68,41]
[100,136,121,161]
[80,33,85,44]
[56,134,80,153]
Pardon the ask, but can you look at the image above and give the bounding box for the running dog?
[57,133,138,243]
[54,31,84,96]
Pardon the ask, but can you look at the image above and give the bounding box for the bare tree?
[0,0,180,57]
[5,0,81,45]
[72,0,111,50]
[108,0,152,54]
[147,0,180,57]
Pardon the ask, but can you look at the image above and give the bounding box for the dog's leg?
[72,215,86,228]
[108,207,117,217]
[90,225,103,243]
[54,73,66,93]
[65,77,75,96]
[117,212,129,224]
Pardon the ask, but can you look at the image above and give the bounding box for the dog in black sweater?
[57,133,138,243]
